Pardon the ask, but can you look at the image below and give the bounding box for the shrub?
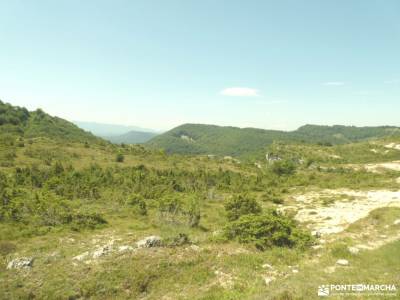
[158,195,183,222]
[70,212,107,230]
[271,160,296,176]
[224,194,262,221]
[167,233,191,246]
[116,153,124,163]
[261,192,284,204]
[129,194,147,216]
[224,209,313,250]
[185,195,201,227]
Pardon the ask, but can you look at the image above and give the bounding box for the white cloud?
[322,81,345,86]
[220,87,259,97]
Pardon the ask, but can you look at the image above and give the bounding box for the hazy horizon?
[1,1,400,131]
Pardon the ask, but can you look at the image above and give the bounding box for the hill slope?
[104,130,158,144]
[147,123,400,156]
[0,100,101,143]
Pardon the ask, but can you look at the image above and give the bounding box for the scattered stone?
[311,230,321,237]
[312,245,323,250]
[73,251,89,261]
[136,235,162,248]
[118,245,134,253]
[393,219,400,225]
[214,270,234,289]
[92,245,112,259]
[292,269,299,274]
[379,234,388,238]
[263,275,276,285]
[262,263,274,269]
[324,266,336,273]
[190,245,201,252]
[348,246,359,254]
[336,259,349,266]
[7,257,34,270]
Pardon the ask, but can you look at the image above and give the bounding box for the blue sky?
[1,0,399,131]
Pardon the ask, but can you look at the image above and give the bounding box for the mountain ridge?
[147,123,400,156]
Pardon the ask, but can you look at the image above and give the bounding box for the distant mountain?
[104,130,158,144]
[147,123,400,156]
[74,121,156,137]
[0,100,101,143]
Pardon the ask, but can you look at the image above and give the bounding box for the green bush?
[116,153,124,162]
[128,194,148,216]
[271,160,296,176]
[185,195,201,227]
[224,194,262,221]
[224,209,313,250]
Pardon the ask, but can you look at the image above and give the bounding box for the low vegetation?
[1,101,400,299]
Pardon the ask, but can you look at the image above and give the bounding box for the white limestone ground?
[364,161,400,172]
[385,143,400,151]
[291,189,400,235]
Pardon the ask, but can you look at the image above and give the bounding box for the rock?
[7,257,34,270]
[311,230,321,238]
[292,269,299,273]
[136,235,162,248]
[73,251,89,261]
[263,275,276,285]
[393,219,400,225]
[118,245,134,253]
[212,230,222,237]
[312,245,323,250]
[190,245,201,252]
[214,270,234,289]
[348,246,359,254]
[324,266,336,273]
[92,245,112,258]
[262,263,274,269]
[336,259,349,266]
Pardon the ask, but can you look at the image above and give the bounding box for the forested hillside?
[0,100,101,143]
[147,123,400,157]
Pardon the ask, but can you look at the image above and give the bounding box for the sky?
[1,0,400,131]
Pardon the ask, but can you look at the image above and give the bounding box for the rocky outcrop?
[7,257,34,270]
[136,236,163,248]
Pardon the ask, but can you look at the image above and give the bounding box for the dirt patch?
[292,189,400,235]
[385,143,400,151]
[364,161,400,172]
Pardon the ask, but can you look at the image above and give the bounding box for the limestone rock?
[7,257,34,270]
[136,235,162,248]
[336,259,349,266]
